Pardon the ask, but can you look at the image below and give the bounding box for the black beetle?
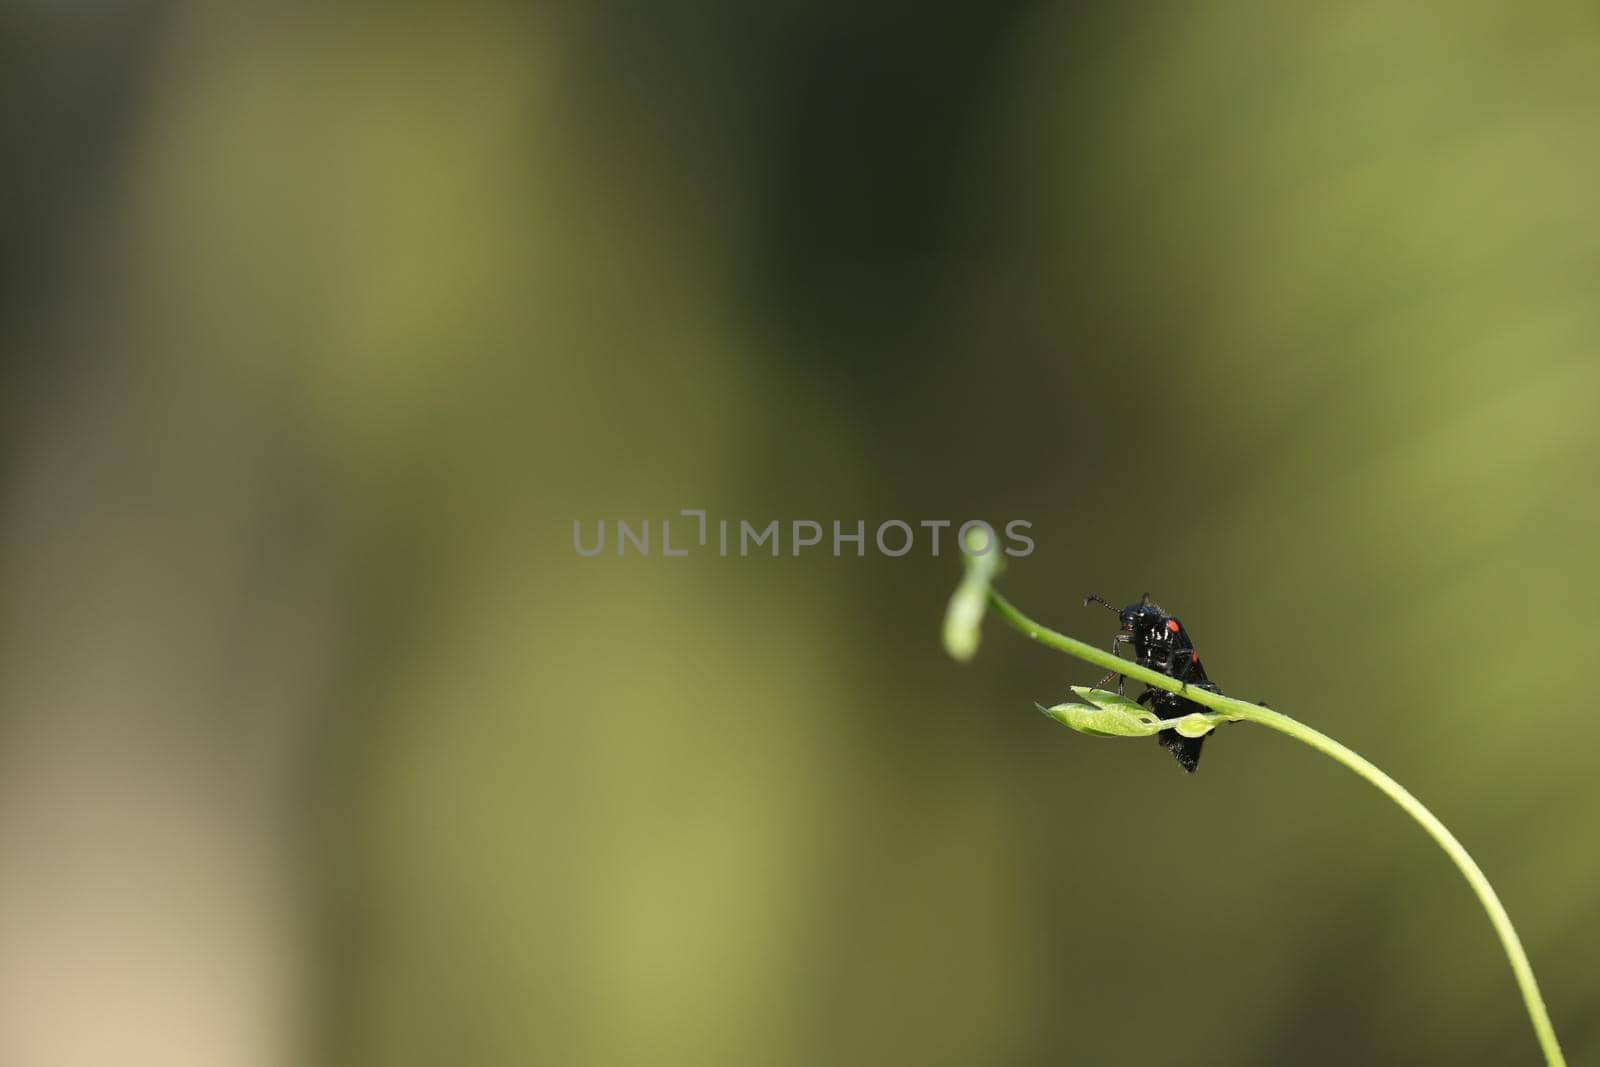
[1084,593,1222,773]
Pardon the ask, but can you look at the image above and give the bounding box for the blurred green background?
[4,3,1599,1065]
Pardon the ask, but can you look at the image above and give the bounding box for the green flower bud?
[1171,713,1219,739]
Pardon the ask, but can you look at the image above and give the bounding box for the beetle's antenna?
[1082,593,1119,613]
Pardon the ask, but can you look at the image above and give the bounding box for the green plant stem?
[986,587,1565,1067]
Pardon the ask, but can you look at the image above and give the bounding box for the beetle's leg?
[1093,669,1124,695]
[1094,633,1131,693]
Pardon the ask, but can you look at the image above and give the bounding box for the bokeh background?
[5,3,1599,1065]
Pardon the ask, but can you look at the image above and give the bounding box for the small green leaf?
[1039,700,1162,738]
[1070,686,1149,714]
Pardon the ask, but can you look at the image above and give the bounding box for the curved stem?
[986,587,1565,1067]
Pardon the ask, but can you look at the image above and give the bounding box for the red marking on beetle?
[1166,620,1180,633]
[1191,651,1200,662]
